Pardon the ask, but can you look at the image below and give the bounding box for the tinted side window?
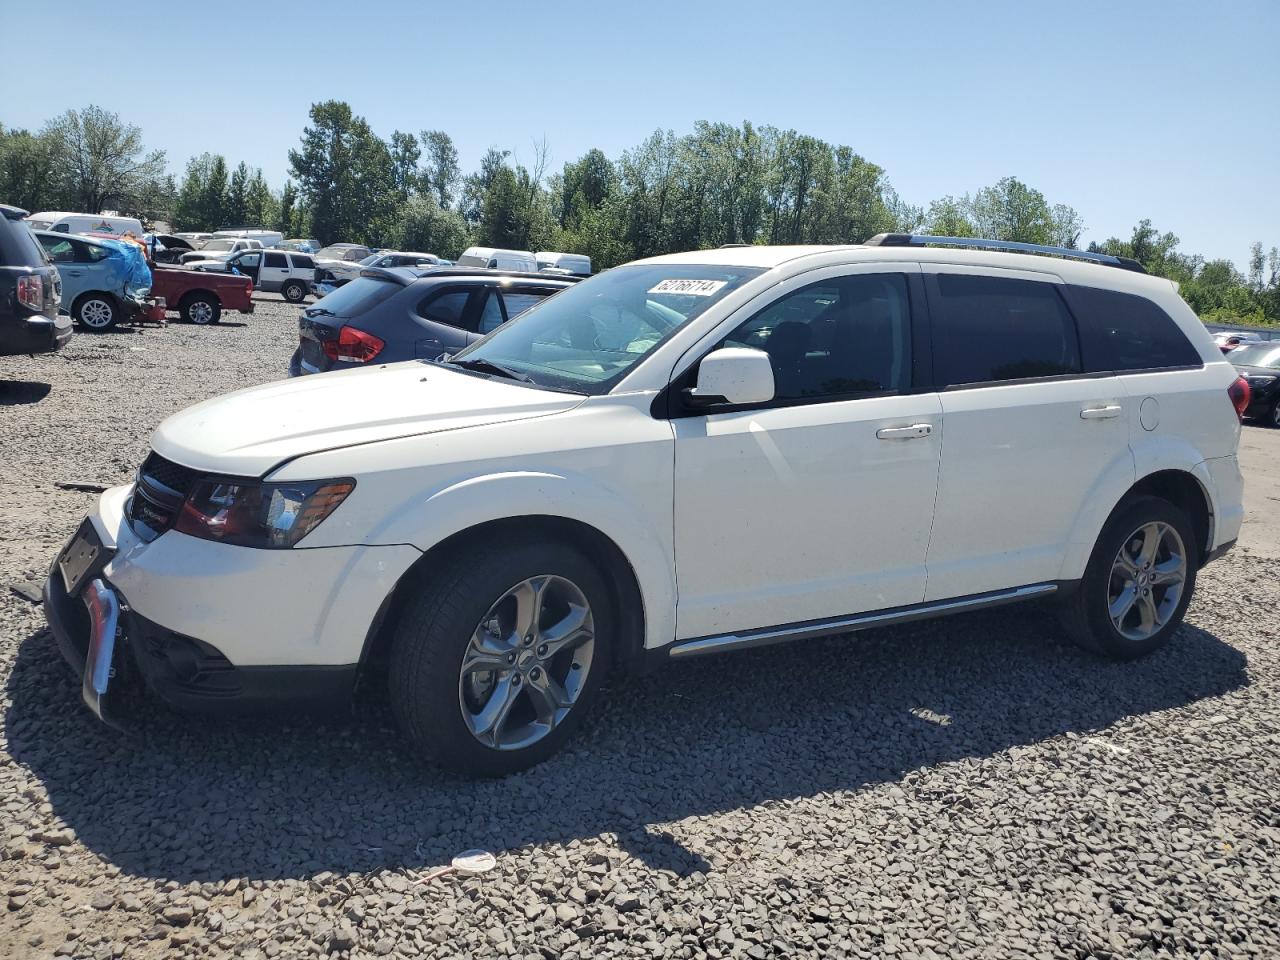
[928,274,1080,387]
[417,289,472,329]
[721,273,913,400]
[264,252,287,268]
[292,255,314,269]
[1067,285,1201,372]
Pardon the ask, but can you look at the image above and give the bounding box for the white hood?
[151,362,585,476]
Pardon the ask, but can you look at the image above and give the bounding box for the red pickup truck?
[151,266,254,325]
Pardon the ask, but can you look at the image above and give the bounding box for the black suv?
[290,267,576,376]
[1,204,69,356]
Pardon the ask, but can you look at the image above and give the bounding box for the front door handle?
[1080,404,1122,420]
[876,423,933,440]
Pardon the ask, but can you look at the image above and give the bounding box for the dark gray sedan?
[289,267,576,376]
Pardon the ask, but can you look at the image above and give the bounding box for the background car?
[290,267,575,376]
[0,204,68,355]
[364,250,443,269]
[147,234,195,264]
[1231,341,1280,427]
[1214,330,1263,353]
[188,248,316,302]
[33,230,151,331]
[311,243,376,293]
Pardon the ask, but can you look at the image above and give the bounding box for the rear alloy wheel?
[181,294,221,325]
[282,280,307,303]
[389,539,610,775]
[1058,495,1197,660]
[75,295,119,332]
[1270,400,1280,429]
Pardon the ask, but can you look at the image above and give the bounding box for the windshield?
[360,254,382,266]
[1231,343,1280,368]
[203,239,235,252]
[451,263,764,394]
[311,276,400,317]
[25,219,52,231]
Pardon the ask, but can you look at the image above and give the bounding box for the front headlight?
[175,477,354,548]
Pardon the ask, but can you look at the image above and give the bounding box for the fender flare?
[1058,436,1216,580]
[369,469,676,652]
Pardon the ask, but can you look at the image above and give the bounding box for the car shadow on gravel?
[4,603,1247,883]
[0,380,52,405]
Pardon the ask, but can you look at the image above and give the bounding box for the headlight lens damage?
[175,478,355,548]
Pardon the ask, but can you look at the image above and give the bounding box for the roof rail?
[864,233,1146,274]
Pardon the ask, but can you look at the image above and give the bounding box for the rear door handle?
[876,423,933,440]
[1080,404,1122,420]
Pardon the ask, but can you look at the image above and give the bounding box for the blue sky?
[2,1,1275,268]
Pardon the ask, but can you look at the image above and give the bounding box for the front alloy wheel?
[388,539,612,775]
[459,575,596,751]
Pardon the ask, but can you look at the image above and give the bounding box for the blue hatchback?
[290,267,576,376]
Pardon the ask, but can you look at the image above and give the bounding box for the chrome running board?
[668,583,1058,659]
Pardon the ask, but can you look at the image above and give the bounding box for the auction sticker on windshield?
[648,279,728,296]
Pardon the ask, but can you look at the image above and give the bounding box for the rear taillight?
[16,275,43,311]
[1228,376,1251,421]
[322,326,385,364]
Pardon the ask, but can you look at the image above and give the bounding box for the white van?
[456,246,537,272]
[536,251,592,276]
[25,211,145,237]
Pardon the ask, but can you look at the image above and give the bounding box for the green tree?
[277,180,298,236]
[969,176,1057,244]
[245,169,277,228]
[389,130,421,199]
[0,125,62,213]
[923,195,976,237]
[225,161,250,226]
[391,195,470,258]
[420,130,460,209]
[289,100,396,245]
[42,105,166,215]
[172,153,228,231]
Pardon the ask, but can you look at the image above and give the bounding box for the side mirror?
[686,347,775,407]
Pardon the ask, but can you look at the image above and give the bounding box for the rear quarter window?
[1066,285,1202,372]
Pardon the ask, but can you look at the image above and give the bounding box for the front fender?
[366,469,676,653]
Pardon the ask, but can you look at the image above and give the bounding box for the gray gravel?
[2,297,1279,959]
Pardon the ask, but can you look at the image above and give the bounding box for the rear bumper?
[0,311,72,355]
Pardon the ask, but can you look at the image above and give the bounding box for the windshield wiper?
[446,357,532,383]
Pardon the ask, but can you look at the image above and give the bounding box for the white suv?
[44,236,1248,774]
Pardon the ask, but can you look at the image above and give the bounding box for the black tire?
[388,538,612,775]
[73,294,120,332]
[1058,495,1197,660]
[282,280,307,303]
[1269,400,1280,429]
[180,293,221,326]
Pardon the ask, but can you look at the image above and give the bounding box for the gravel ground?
[2,299,1279,959]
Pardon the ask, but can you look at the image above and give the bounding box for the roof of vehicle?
[320,242,368,249]
[376,250,440,260]
[635,241,1176,296]
[362,266,581,286]
[31,228,116,248]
